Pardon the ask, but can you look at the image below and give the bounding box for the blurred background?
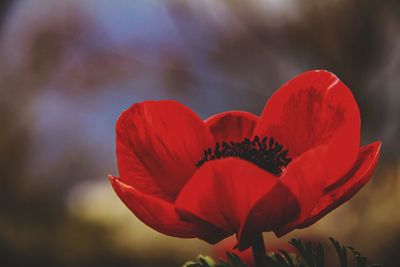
[0,0,399,266]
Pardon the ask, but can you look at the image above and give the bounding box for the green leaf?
[225,252,247,267]
[275,252,291,267]
[279,249,297,267]
[289,239,315,267]
[329,237,348,267]
[182,261,201,267]
[347,246,367,267]
[183,237,382,267]
[183,255,216,267]
[199,258,212,267]
[315,243,324,267]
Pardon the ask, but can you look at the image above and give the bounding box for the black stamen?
[196,135,291,176]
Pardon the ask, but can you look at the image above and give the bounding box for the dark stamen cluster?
[196,136,291,176]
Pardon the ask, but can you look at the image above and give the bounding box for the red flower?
[109,70,380,250]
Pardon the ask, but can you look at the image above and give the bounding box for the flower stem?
[251,234,266,267]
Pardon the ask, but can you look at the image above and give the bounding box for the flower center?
[196,136,291,176]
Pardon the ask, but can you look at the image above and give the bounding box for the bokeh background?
[0,0,399,266]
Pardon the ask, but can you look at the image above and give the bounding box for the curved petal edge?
[109,175,199,238]
[116,100,215,200]
[205,111,259,143]
[254,70,361,189]
[298,141,381,228]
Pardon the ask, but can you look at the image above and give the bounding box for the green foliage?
[183,253,246,267]
[183,238,382,267]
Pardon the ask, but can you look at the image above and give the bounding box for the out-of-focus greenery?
[0,1,399,267]
[185,238,382,267]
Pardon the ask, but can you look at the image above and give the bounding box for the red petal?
[297,141,381,228]
[116,130,168,200]
[175,158,297,249]
[109,175,197,237]
[109,175,227,243]
[237,182,299,250]
[116,100,214,200]
[240,144,329,241]
[205,111,259,143]
[254,70,360,188]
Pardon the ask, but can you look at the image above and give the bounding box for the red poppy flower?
[109,70,380,251]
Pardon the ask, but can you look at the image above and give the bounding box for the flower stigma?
[196,135,291,176]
